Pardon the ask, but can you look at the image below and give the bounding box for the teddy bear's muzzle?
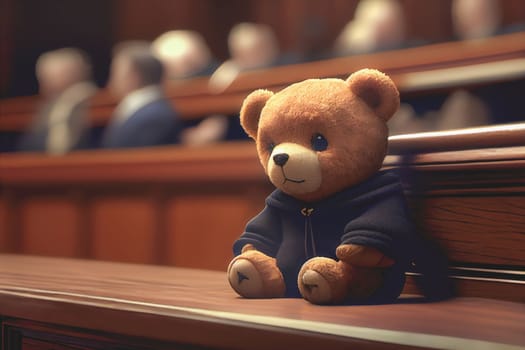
[268,143,322,194]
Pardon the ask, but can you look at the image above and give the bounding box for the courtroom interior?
[0,0,524,349]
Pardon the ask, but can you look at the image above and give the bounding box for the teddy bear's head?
[240,68,399,202]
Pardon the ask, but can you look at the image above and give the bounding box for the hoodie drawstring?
[301,207,317,258]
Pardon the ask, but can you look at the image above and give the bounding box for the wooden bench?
[1,123,524,303]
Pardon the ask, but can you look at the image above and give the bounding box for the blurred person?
[207,23,283,141]
[151,30,218,80]
[452,0,502,40]
[333,0,406,56]
[227,22,280,71]
[18,48,97,154]
[102,41,182,149]
[152,30,227,146]
[209,22,281,93]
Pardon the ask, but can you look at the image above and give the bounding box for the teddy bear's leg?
[227,247,285,298]
[298,257,383,304]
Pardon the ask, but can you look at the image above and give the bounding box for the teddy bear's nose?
[273,153,289,166]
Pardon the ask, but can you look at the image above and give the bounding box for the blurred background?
[2,0,524,98]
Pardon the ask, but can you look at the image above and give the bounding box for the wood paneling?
[19,196,79,257]
[113,0,251,61]
[400,0,453,42]
[422,196,525,266]
[452,277,525,303]
[22,338,76,350]
[4,0,113,97]
[404,275,525,303]
[91,196,158,264]
[252,0,359,55]
[501,0,525,26]
[165,194,262,270]
[3,319,186,350]
[0,197,8,251]
[0,0,14,96]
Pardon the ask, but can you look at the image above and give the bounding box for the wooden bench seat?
[1,254,524,350]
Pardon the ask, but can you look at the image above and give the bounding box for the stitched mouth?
[280,167,305,184]
[284,177,305,184]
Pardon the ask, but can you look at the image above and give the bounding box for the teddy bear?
[227,68,421,305]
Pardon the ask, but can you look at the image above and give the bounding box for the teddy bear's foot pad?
[300,270,332,304]
[228,258,265,298]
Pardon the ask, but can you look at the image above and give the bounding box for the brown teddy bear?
[227,68,419,305]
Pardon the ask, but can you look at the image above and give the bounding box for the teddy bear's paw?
[346,266,384,300]
[298,257,352,304]
[227,250,285,298]
[228,258,265,298]
[299,269,333,304]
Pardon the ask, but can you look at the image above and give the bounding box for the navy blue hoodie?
[233,170,420,300]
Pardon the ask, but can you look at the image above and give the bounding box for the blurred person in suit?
[18,48,97,154]
[208,23,287,141]
[208,23,281,93]
[102,42,181,149]
[152,30,227,146]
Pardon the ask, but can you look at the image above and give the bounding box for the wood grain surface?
[1,254,524,350]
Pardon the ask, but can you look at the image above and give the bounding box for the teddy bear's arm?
[336,244,394,267]
[233,205,283,258]
[340,189,416,266]
[340,192,453,300]
[229,205,286,298]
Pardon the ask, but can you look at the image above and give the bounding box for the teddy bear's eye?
[311,133,328,152]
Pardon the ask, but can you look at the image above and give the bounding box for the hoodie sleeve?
[233,205,283,257]
[340,188,416,262]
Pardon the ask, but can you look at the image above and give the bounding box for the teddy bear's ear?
[346,69,400,121]
[239,89,274,139]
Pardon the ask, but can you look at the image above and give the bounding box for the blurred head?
[452,0,501,39]
[36,48,92,98]
[228,23,279,70]
[334,0,405,55]
[108,41,165,98]
[152,30,212,79]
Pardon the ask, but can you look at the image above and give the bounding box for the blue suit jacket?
[102,99,181,149]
